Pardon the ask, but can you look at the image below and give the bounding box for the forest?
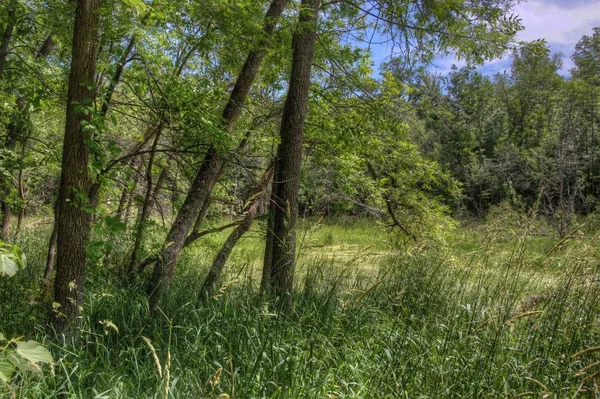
[0,0,599,397]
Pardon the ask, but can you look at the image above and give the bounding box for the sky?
[427,0,600,77]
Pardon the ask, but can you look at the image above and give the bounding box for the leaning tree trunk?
[128,124,162,276]
[265,0,319,310]
[50,0,101,333]
[147,0,288,312]
[147,163,168,222]
[201,165,274,300]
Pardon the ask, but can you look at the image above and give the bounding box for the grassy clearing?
[1,217,599,398]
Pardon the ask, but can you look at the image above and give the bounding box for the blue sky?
[429,0,600,76]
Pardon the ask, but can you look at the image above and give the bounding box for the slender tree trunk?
[116,154,143,225]
[13,145,26,241]
[260,150,279,292]
[101,36,135,117]
[115,182,129,222]
[128,125,162,276]
[148,164,168,218]
[50,0,101,333]
[4,34,55,244]
[0,6,15,79]
[42,205,58,290]
[187,129,254,243]
[266,0,319,310]
[0,202,10,241]
[0,98,26,242]
[0,6,17,239]
[147,0,288,312]
[201,165,274,299]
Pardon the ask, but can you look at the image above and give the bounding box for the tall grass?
[1,218,599,397]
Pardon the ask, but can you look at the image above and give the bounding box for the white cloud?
[465,0,600,76]
[515,0,600,46]
[421,0,600,77]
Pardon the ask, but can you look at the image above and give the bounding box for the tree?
[572,27,600,87]
[146,0,289,312]
[50,0,102,333]
[263,0,320,308]
[571,27,600,200]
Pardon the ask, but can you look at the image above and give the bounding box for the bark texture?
[265,0,319,309]
[50,0,101,333]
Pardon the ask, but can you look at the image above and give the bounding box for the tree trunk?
[101,36,135,117]
[0,202,10,242]
[146,0,288,312]
[0,6,15,79]
[4,34,55,244]
[128,125,162,276]
[50,0,101,333]
[0,5,17,239]
[266,0,319,309]
[13,145,26,241]
[37,34,55,58]
[42,206,58,290]
[148,164,168,221]
[0,97,26,242]
[201,165,274,299]
[260,149,279,293]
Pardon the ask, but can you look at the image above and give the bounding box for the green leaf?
[0,356,15,383]
[122,0,146,14]
[15,341,53,364]
[12,245,26,269]
[0,253,19,277]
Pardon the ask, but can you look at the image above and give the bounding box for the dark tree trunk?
[201,165,274,299]
[50,0,101,333]
[0,5,17,239]
[0,6,15,79]
[0,202,10,241]
[0,97,26,242]
[266,0,319,309]
[146,0,288,312]
[37,34,55,58]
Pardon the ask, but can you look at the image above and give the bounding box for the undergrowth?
[0,219,599,398]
